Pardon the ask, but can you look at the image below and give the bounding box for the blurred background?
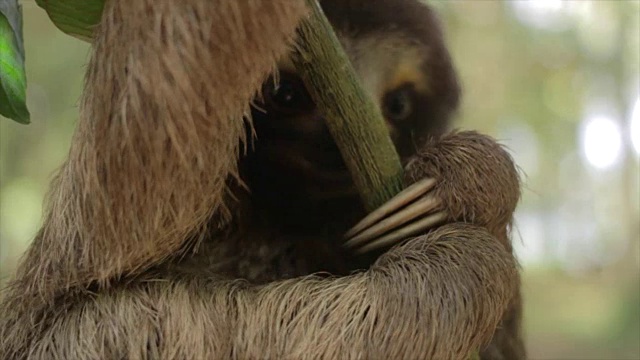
[1,0,639,359]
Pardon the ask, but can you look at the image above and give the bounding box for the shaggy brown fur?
[405,131,521,245]
[0,0,524,359]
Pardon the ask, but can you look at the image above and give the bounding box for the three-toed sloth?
[0,1,525,359]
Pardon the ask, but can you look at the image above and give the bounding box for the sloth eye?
[263,73,315,115]
[383,86,414,122]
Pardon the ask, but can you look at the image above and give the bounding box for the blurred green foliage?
[1,1,639,359]
[0,2,29,123]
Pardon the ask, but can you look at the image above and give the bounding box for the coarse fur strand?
[0,0,525,359]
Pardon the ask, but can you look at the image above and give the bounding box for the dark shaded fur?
[0,1,524,359]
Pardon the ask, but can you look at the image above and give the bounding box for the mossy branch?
[291,0,404,212]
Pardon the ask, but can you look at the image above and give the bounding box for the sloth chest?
[175,226,370,284]
[231,230,355,283]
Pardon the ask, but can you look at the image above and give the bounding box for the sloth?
[0,0,524,359]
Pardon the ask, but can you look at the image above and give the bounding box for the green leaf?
[35,0,104,42]
[0,0,29,124]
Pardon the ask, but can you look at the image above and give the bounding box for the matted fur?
[0,1,524,359]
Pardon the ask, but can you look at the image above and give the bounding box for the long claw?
[344,194,441,249]
[344,178,436,239]
[353,211,447,254]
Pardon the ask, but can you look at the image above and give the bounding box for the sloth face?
[246,1,459,203]
[249,39,434,200]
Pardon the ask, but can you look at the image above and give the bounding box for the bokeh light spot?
[580,116,623,170]
[631,97,640,156]
[510,0,569,31]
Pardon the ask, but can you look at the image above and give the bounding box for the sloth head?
[247,0,460,205]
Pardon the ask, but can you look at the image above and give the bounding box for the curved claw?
[344,178,437,239]
[344,195,441,249]
[353,211,447,254]
[344,177,448,254]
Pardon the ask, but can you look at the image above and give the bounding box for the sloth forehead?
[279,32,429,105]
[339,32,429,99]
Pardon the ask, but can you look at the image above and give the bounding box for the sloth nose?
[313,134,348,170]
[293,112,327,137]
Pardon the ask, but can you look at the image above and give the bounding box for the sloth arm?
[5,0,311,300]
[18,224,516,360]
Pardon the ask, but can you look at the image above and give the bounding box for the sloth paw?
[344,130,520,253]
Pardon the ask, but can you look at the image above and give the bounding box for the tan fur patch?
[386,53,429,93]
[340,33,429,99]
[277,33,429,143]
[280,32,429,105]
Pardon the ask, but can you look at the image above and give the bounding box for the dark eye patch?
[262,72,315,115]
[383,83,416,123]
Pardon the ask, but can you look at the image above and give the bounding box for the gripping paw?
[345,131,520,253]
